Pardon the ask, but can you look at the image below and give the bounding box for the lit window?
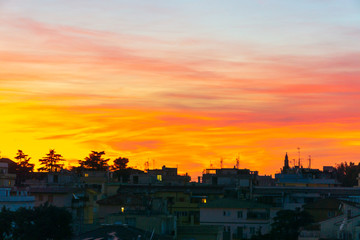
[157,175,162,181]
[84,173,89,177]
[202,198,207,204]
[121,207,124,213]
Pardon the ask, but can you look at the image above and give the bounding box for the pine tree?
[111,157,129,171]
[38,149,64,173]
[15,150,34,173]
[80,151,109,171]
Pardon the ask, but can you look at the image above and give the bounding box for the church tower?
[283,152,290,171]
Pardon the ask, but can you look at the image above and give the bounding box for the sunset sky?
[1,1,360,178]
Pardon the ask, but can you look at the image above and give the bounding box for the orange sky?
[1,1,360,179]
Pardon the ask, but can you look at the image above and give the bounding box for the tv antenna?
[144,161,149,171]
[236,154,240,169]
[297,147,301,167]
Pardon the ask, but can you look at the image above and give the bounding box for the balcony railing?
[0,196,35,202]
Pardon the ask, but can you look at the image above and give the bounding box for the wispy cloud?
[1,3,360,177]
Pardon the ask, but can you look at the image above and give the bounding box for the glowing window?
[202,198,207,204]
[84,173,89,177]
[121,207,124,213]
[157,175,162,181]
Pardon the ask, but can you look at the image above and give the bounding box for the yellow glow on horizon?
[1,9,360,180]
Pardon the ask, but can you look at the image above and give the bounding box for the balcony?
[0,195,35,202]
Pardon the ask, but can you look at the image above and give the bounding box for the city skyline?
[1,1,360,177]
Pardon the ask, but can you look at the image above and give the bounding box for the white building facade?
[200,198,278,240]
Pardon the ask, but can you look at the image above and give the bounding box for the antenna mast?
[308,155,311,169]
[220,158,223,169]
[144,161,149,171]
[297,147,301,167]
[236,154,240,169]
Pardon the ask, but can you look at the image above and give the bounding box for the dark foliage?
[38,149,64,173]
[14,150,34,173]
[336,162,360,187]
[111,157,130,182]
[79,151,109,171]
[0,204,72,240]
[112,157,129,171]
[251,209,313,240]
[0,206,14,240]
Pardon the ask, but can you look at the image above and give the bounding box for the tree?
[80,151,109,171]
[38,149,64,173]
[11,204,72,240]
[336,162,360,187]
[0,207,14,240]
[270,209,313,240]
[111,157,129,171]
[111,157,130,182]
[14,150,34,173]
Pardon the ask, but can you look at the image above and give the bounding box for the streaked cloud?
[1,1,360,178]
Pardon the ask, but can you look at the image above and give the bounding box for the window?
[328,211,335,217]
[237,211,243,218]
[237,227,243,237]
[133,176,139,184]
[176,211,187,217]
[223,211,230,216]
[157,175,162,181]
[201,198,207,204]
[125,217,136,227]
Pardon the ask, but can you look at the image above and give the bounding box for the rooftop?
[201,198,272,209]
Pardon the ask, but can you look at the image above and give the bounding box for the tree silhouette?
[15,150,34,173]
[111,157,129,171]
[80,151,109,171]
[0,206,14,240]
[270,209,313,240]
[8,204,73,240]
[38,149,64,173]
[111,157,130,182]
[336,162,360,187]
